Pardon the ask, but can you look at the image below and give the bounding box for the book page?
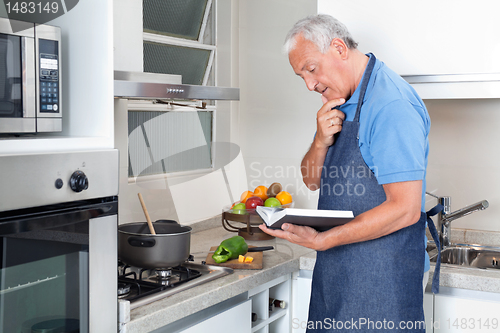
[285,208,353,218]
[256,206,286,226]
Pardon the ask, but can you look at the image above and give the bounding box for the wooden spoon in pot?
[138,193,156,235]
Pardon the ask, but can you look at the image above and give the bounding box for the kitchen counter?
[123,224,500,332]
[123,226,315,333]
[300,251,500,293]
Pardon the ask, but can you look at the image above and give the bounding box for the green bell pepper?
[212,236,248,263]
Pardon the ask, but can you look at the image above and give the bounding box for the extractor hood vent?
[114,71,239,101]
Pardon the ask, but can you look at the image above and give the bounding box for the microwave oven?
[0,18,61,134]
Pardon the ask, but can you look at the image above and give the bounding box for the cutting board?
[205,246,263,270]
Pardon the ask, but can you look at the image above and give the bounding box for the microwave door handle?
[21,36,36,119]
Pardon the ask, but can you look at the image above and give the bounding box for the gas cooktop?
[118,261,233,309]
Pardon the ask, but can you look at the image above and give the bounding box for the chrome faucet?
[426,192,489,249]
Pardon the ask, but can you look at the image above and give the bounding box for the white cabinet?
[424,291,434,333]
[318,0,500,76]
[178,274,293,333]
[113,0,143,72]
[180,299,252,333]
[291,271,312,333]
[249,274,292,333]
[317,0,500,99]
[433,288,500,333]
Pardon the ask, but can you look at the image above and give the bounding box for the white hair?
[283,14,358,54]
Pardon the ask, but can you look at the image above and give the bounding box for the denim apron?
[308,55,437,332]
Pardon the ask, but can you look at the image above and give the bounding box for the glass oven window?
[0,221,89,332]
[0,34,22,118]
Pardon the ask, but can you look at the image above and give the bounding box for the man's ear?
[330,38,348,59]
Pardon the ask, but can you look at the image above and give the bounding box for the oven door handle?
[0,198,118,237]
[128,236,156,247]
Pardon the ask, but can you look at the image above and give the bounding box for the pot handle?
[128,236,156,247]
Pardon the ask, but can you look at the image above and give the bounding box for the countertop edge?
[426,263,500,293]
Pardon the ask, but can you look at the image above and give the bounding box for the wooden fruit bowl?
[221,202,293,241]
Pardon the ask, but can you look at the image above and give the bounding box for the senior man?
[260,15,440,332]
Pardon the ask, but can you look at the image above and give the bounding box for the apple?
[232,202,247,214]
[264,197,281,207]
[245,196,264,209]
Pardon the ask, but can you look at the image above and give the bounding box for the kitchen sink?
[426,242,437,253]
[430,244,500,270]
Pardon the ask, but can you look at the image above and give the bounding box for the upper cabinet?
[318,0,500,99]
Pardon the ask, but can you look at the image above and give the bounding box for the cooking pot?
[118,220,191,269]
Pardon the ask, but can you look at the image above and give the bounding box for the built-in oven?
[0,17,61,134]
[0,150,118,332]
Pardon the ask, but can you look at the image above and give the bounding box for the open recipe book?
[256,206,354,232]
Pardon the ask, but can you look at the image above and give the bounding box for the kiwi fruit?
[267,182,282,197]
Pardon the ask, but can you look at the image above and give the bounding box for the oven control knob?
[69,170,89,192]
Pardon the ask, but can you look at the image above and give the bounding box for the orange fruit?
[253,185,268,201]
[240,190,254,203]
[276,191,292,205]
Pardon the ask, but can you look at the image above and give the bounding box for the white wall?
[425,99,500,232]
[113,0,142,72]
[238,0,321,209]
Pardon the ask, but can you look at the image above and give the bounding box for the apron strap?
[426,204,443,294]
[353,53,376,123]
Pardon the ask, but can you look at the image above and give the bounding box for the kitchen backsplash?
[425,99,500,232]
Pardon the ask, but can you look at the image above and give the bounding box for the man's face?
[289,35,350,102]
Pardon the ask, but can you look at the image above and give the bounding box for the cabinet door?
[318,0,500,76]
[434,293,500,333]
[424,292,434,333]
[181,299,252,333]
[291,274,312,333]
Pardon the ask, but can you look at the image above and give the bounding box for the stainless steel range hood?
[114,71,239,101]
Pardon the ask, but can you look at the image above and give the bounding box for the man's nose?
[304,77,317,91]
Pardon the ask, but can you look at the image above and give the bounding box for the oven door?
[0,198,118,333]
[0,18,36,133]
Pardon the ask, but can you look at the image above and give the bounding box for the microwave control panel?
[39,39,59,114]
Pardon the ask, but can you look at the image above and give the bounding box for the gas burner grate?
[118,283,131,298]
[118,264,202,302]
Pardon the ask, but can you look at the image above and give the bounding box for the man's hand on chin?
[258,223,325,251]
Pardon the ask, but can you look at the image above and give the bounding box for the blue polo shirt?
[336,54,431,271]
